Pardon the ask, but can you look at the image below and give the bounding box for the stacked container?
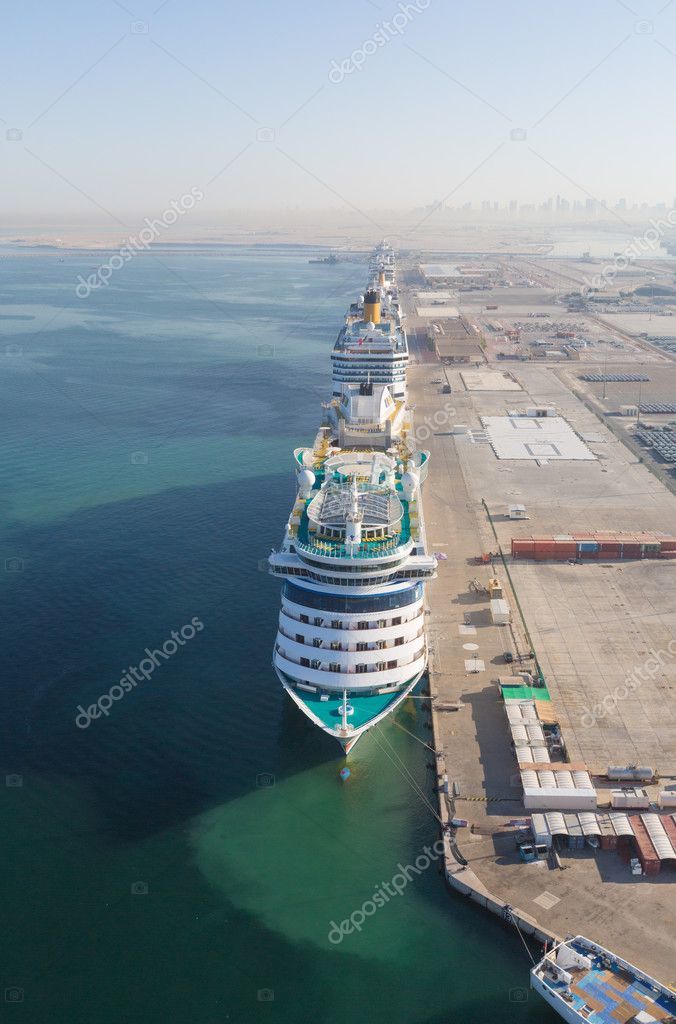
[511,532,676,561]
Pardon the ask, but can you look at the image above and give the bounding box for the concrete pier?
[400,257,676,985]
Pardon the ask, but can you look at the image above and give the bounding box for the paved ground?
[403,261,676,984]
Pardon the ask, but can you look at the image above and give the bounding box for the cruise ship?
[269,248,436,754]
[331,249,407,400]
[531,936,676,1024]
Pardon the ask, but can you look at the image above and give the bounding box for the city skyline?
[3,0,676,227]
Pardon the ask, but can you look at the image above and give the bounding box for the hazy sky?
[3,0,676,224]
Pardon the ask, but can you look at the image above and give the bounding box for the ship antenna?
[342,688,348,733]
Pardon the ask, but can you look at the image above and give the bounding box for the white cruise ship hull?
[275,665,425,754]
[269,244,436,757]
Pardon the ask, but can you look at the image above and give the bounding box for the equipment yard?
[401,251,676,985]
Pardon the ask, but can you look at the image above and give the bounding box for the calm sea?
[0,248,557,1023]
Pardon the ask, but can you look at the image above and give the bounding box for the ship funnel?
[363,287,381,324]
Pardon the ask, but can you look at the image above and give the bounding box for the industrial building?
[420,263,500,288]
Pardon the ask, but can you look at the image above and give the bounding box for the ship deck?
[289,683,407,730]
[541,945,676,1023]
[294,471,414,559]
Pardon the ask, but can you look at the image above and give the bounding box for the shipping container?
[490,598,511,625]
[630,817,661,875]
[599,545,622,558]
[662,813,676,849]
[621,543,642,558]
[611,788,650,809]
[508,533,676,561]
[597,813,618,850]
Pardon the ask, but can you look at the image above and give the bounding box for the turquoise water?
[0,248,557,1022]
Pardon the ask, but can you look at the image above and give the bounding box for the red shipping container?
[661,814,676,851]
[622,544,642,558]
[553,540,577,550]
[631,817,661,875]
[660,551,676,559]
[659,539,676,551]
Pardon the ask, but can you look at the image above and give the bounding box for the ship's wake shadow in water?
[0,473,342,842]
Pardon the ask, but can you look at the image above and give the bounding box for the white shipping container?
[530,813,552,847]
[658,791,676,808]
[523,788,598,811]
[490,598,511,625]
[611,788,650,809]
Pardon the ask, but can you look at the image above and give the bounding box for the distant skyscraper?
[617,197,627,210]
[509,200,517,214]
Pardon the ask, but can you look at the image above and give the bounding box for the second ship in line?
[269,245,437,753]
